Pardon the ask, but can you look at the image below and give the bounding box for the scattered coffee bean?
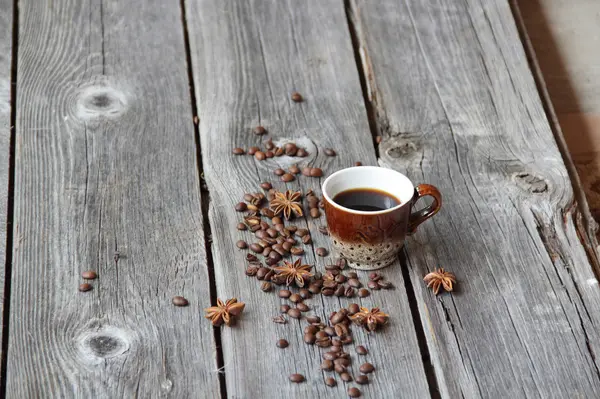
[236,222,247,231]
[289,293,302,303]
[306,315,320,324]
[323,352,337,361]
[321,359,334,370]
[309,168,323,177]
[235,202,247,212]
[260,182,272,190]
[359,363,375,374]
[301,167,311,177]
[355,161,362,166]
[236,240,248,249]
[82,270,98,280]
[325,377,337,387]
[250,243,264,253]
[284,143,297,156]
[256,267,270,280]
[318,226,329,235]
[246,266,258,276]
[272,315,287,324]
[342,336,353,345]
[336,258,347,269]
[322,288,334,296]
[288,308,302,319]
[79,283,92,292]
[355,375,369,385]
[297,148,308,157]
[254,125,267,135]
[316,247,328,257]
[291,92,303,102]
[172,296,188,306]
[378,280,394,289]
[310,208,321,218]
[301,235,312,245]
[367,280,380,290]
[334,285,345,297]
[232,147,245,155]
[316,337,332,347]
[296,303,310,312]
[348,387,361,397]
[369,272,380,280]
[281,173,295,182]
[347,271,358,279]
[316,331,329,339]
[348,278,362,288]
[344,286,355,297]
[341,372,352,382]
[289,374,305,383]
[348,303,360,315]
[261,281,272,292]
[356,345,368,355]
[280,304,291,313]
[265,138,274,150]
[272,216,282,225]
[274,168,285,176]
[304,332,316,344]
[358,288,370,298]
[277,339,289,348]
[335,274,347,283]
[375,135,382,143]
[265,150,274,158]
[298,289,311,299]
[324,148,336,156]
[289,165,300,174]
[290,247,304,256]
[334,363,347,374]
[246,253,259,262]
[324,326,336,336]
[248,146,259,155]
[275,147,284,156]
[279,289,292,298]
[254,151,266,161]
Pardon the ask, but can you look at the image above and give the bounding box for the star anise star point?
[204,298,245,326]
[273,258,313,287]
[423,268,456,295]
[270,190,303,220]
[350,307,389,332]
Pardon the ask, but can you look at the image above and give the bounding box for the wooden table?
[2,0,600,397]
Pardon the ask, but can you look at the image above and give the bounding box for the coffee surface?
[332,188,401,211]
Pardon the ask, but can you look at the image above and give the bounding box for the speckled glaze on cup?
[322,166,441,270]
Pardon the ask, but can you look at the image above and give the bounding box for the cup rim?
[322,166,414,216]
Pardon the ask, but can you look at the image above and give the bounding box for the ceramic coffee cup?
[322,166,441,270]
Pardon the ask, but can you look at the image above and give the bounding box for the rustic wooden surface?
[186,0,430,397]
[350,0,600,397]
[5,0,219,397]
[0,0,12,368]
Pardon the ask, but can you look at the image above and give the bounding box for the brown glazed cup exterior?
[322,166,441,270]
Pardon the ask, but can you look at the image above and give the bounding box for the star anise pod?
[423,268,456,295]
[270,190,303,220]
[204,298,245,326]
[273,258,313,287]
[350,307,389,332]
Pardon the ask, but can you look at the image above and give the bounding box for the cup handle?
[407,184,442,235]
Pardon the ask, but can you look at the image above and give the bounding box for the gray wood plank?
[186,0,430,397]
[0,0,12,366]
[350,0,600,397]
[6,0,219,397]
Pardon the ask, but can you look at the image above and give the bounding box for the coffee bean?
[254,151,266,161]
[172,296,188,306]
[305,325,319,335]
[82,270,98,280]
[245,266,258,276]
[265,151,274,158]
[310,168,323,177]
[280,304,290,313]
[356,345,368,355]
[246,253,258,262]
[368,272,380,280]
[254,125,267,135]
[79,283,93,292]
[367,281,380,290]
[274,168,285,176]
[281,173,295,182]
[324,148,336,156]
[348,387,361,398]
[290,247,304,256]
[358,288,370,298]
[316,331,329,340]
[288,308,302,319]
[359,363,375,374]
[310,208,320,218]
[232,147,245,155]
[279,289,292,298]
[348,303,360,315]
[299,235,311,246]
[332,338,343,346]
[261,281,272,292]
[330,312,346,324]
[275,147,284,156]
[316,337,332,347]
[335,274,347,283]
[264,138,274,150]
[334,357,350,368]
[249,243,263,253]
[277,339,289,348]
[378,280,394,289]
[291,92,303,102]
[289,165,300,174]
[324,326,336,337]
[323,351,337,361]
[317,358,333,371]
[325,377,337,387]
[284,143,297,156]
[375,135,382,143]
[296,148,308,157]
[296,303,310,312]
[335,324,349,337]
[235,202,247,212]
[300,168,311,177]
[355,161,362,166]
[289,293,302,303]
[315,248,328,257]
[347,271,357,279]
[281,241,292,251]
[272,216,282,225]
[256,267,270,280]
[322,288,334,296]
[355,375,369,385]
[348,278,361,288]
[306,316,320,325]
[269,251,282,261]
[334,364,347,374]
[340,372,352,382]
[304,332,316,344]
[236,222,247,231]
[289,374,305,383]
[336,258,347,269]
[236,240,248,249]
[334,285,345,297]
[298,289,311,299]
[260,182,272,191]
[248,146,259,155]
[318,226,329,235]
[342,336,353,345]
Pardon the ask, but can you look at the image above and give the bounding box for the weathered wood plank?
[186,0,430,397]
[6,1,219,397]
[350,0,600,397]
[0,0,12,367]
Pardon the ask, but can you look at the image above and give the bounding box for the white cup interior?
[322,166,415,215]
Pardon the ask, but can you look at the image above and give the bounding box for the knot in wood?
[76,85,128,120]
[513,172,548,193]
[79,326,130,359]
[387,142,417,158]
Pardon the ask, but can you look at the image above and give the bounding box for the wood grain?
[350,0,600,397]
[186,0,430,397]
[0,0,12,366]
[6,0,219,396]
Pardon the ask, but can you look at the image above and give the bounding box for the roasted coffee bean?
[254,151,266,161]
[316,337,332,347]
[279,289,292,298]
[250,243,264,253]
[307,196,319,208]
[323,351,337,361]
[280,304,291,313]
[355,161,363,166]
[287,308,302,319]
[348,387,361,398]
[236,240,248,249]
[342,336,353,345]
[256,267,270,280]
[348,278,361,288]
[355,375,369,385]
[321,359,334,371]
[318,226,329,235]
[325,264,339,271]
[330,312,346,325]
[296,303,310,312]
[298,289,311,299]
[356,345,368,355]
[248,146,259,155]
[310,208,320,218]
[301,167,311,177]
[273,245,286,256]
[273,315,287,324]
[254,125,267,135]
[274,168,285,176]
[269,251,282,261]
[324,148,336,156]
[335,274,347,283]
[236,222,247,231]
[375,135,382,143]
[260,182,273,190]
[347,272,358,279]
[305,325,319,335]
[348,303,360,315]
[277,339,289,348]
[335,258,347,269]
[285,237,296,244]
[316,330,329,340]
[79,283,93,292]
[261,281,272,292]
[264,269,275,281]
[291,92,303,102]
[265,138,275,150]
[289,374,305,383]
[297,148,308,157]
[265,151,274,158]
[306,315,320,324]
[340,372,352,382]
[334,358,350,368]
[335,324,349,337]
[302,235,312,245]
[265,257,278,267]
[272,216,283,225]
[359,363,375,374]
[325,377,337,387]
[344,287,355,297]
[265,228,277,238]
[324,327,336,337]
[82,270,98,280]
[232,147,245,155]
[322,288,334,296]
[235,202,247,212]
[358,288,370,298]
[289,294,302,303]
[378,280,394,289]
[310,168,323,177]
[334,364,347,374]
[282,241,293,251]
[284,143,297,156]
[261,208,275,218]
[287,225,298,233]
[309,284,321,294]
[289,165,300,174]
[290,247,304,256]
[245,266,258,276]
[334,285,345,297]
[275,147,284,156]
[367,281,380,290]
[281,173,295,182]
[304,332,316,344]
[368,272,380,280]
[260,221,269,230]
[262,247,272,257]
[246,204,258,212]
[172,296,188,306]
